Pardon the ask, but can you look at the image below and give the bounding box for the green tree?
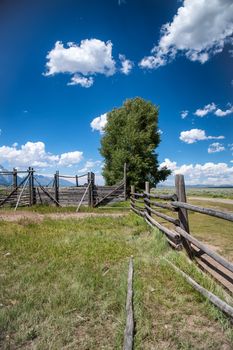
[100,97,171,189]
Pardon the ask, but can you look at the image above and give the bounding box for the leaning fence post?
[54,171,59,206]
[75,175,79,187]
[28,167,35,206]
[175,174,193,258]
[124,162,127,201]
[31,168,36,205]
[130,185,135,208]
[145,181,150,216]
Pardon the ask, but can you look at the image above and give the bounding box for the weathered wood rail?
[130,175,233,295]
[123,256,134,350]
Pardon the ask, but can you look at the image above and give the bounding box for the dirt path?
[188,196,233,205]
[0,211,127,222]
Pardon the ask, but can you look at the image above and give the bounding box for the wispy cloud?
[208,142,225,154]
[194,103,216,117]
[214,105,233,117]
[194,102,233,117]
[181,110,189,119]
[119,54,133,75]
[68,74,94,88]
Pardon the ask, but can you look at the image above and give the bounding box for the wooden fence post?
[145,181,150,216]
[75,175,79,187]
[54,171,59,206]
[28,167,35,206]
[130,185,135,207]
[13,168,17,188]
[13,168,18,205]
[87,172,95,207]
[91,172,95,207]
[124,162,127,201]
[175,174,193,257]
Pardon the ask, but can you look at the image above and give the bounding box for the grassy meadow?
[155,186,233,200]
[0,212,233,349]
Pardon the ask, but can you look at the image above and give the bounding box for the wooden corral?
[0,166,127,209]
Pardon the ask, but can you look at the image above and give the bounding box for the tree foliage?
[100,97,171,189]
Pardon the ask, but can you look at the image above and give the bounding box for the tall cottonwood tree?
[100,97,171,189]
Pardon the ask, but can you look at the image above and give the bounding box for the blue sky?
[0,0,233,185]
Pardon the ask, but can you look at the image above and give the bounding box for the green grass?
[0,202,130,214]
[0,213,233,349]
[187,200,233,261]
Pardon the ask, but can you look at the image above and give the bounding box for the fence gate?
[0,168,36,209]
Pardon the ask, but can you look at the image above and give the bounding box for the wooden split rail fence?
[130,174,233,294]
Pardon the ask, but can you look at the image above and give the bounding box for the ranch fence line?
[0,164,127,209]
[130,174,233,295]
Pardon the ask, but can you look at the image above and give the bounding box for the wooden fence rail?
[171,201,233,222]
[123,257,134,350]
[130,174,233,294]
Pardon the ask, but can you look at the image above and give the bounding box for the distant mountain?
[0,165,13,185]
[0,166,73,187]
[34,174,73,187]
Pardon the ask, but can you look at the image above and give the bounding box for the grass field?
[154,187,233,199]
[0,212,233,349]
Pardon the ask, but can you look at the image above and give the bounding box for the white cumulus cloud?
[0,141,83,169]
[208,142,225,153]
[179,129,224,144]
[119,54,134,75]
[44,39,116,86]
[44,39,132,86]
[160,158,233,186]
[139,0,233,69]
[90,113,108,133]
[160,158,177,171]
[59,151,83,166]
